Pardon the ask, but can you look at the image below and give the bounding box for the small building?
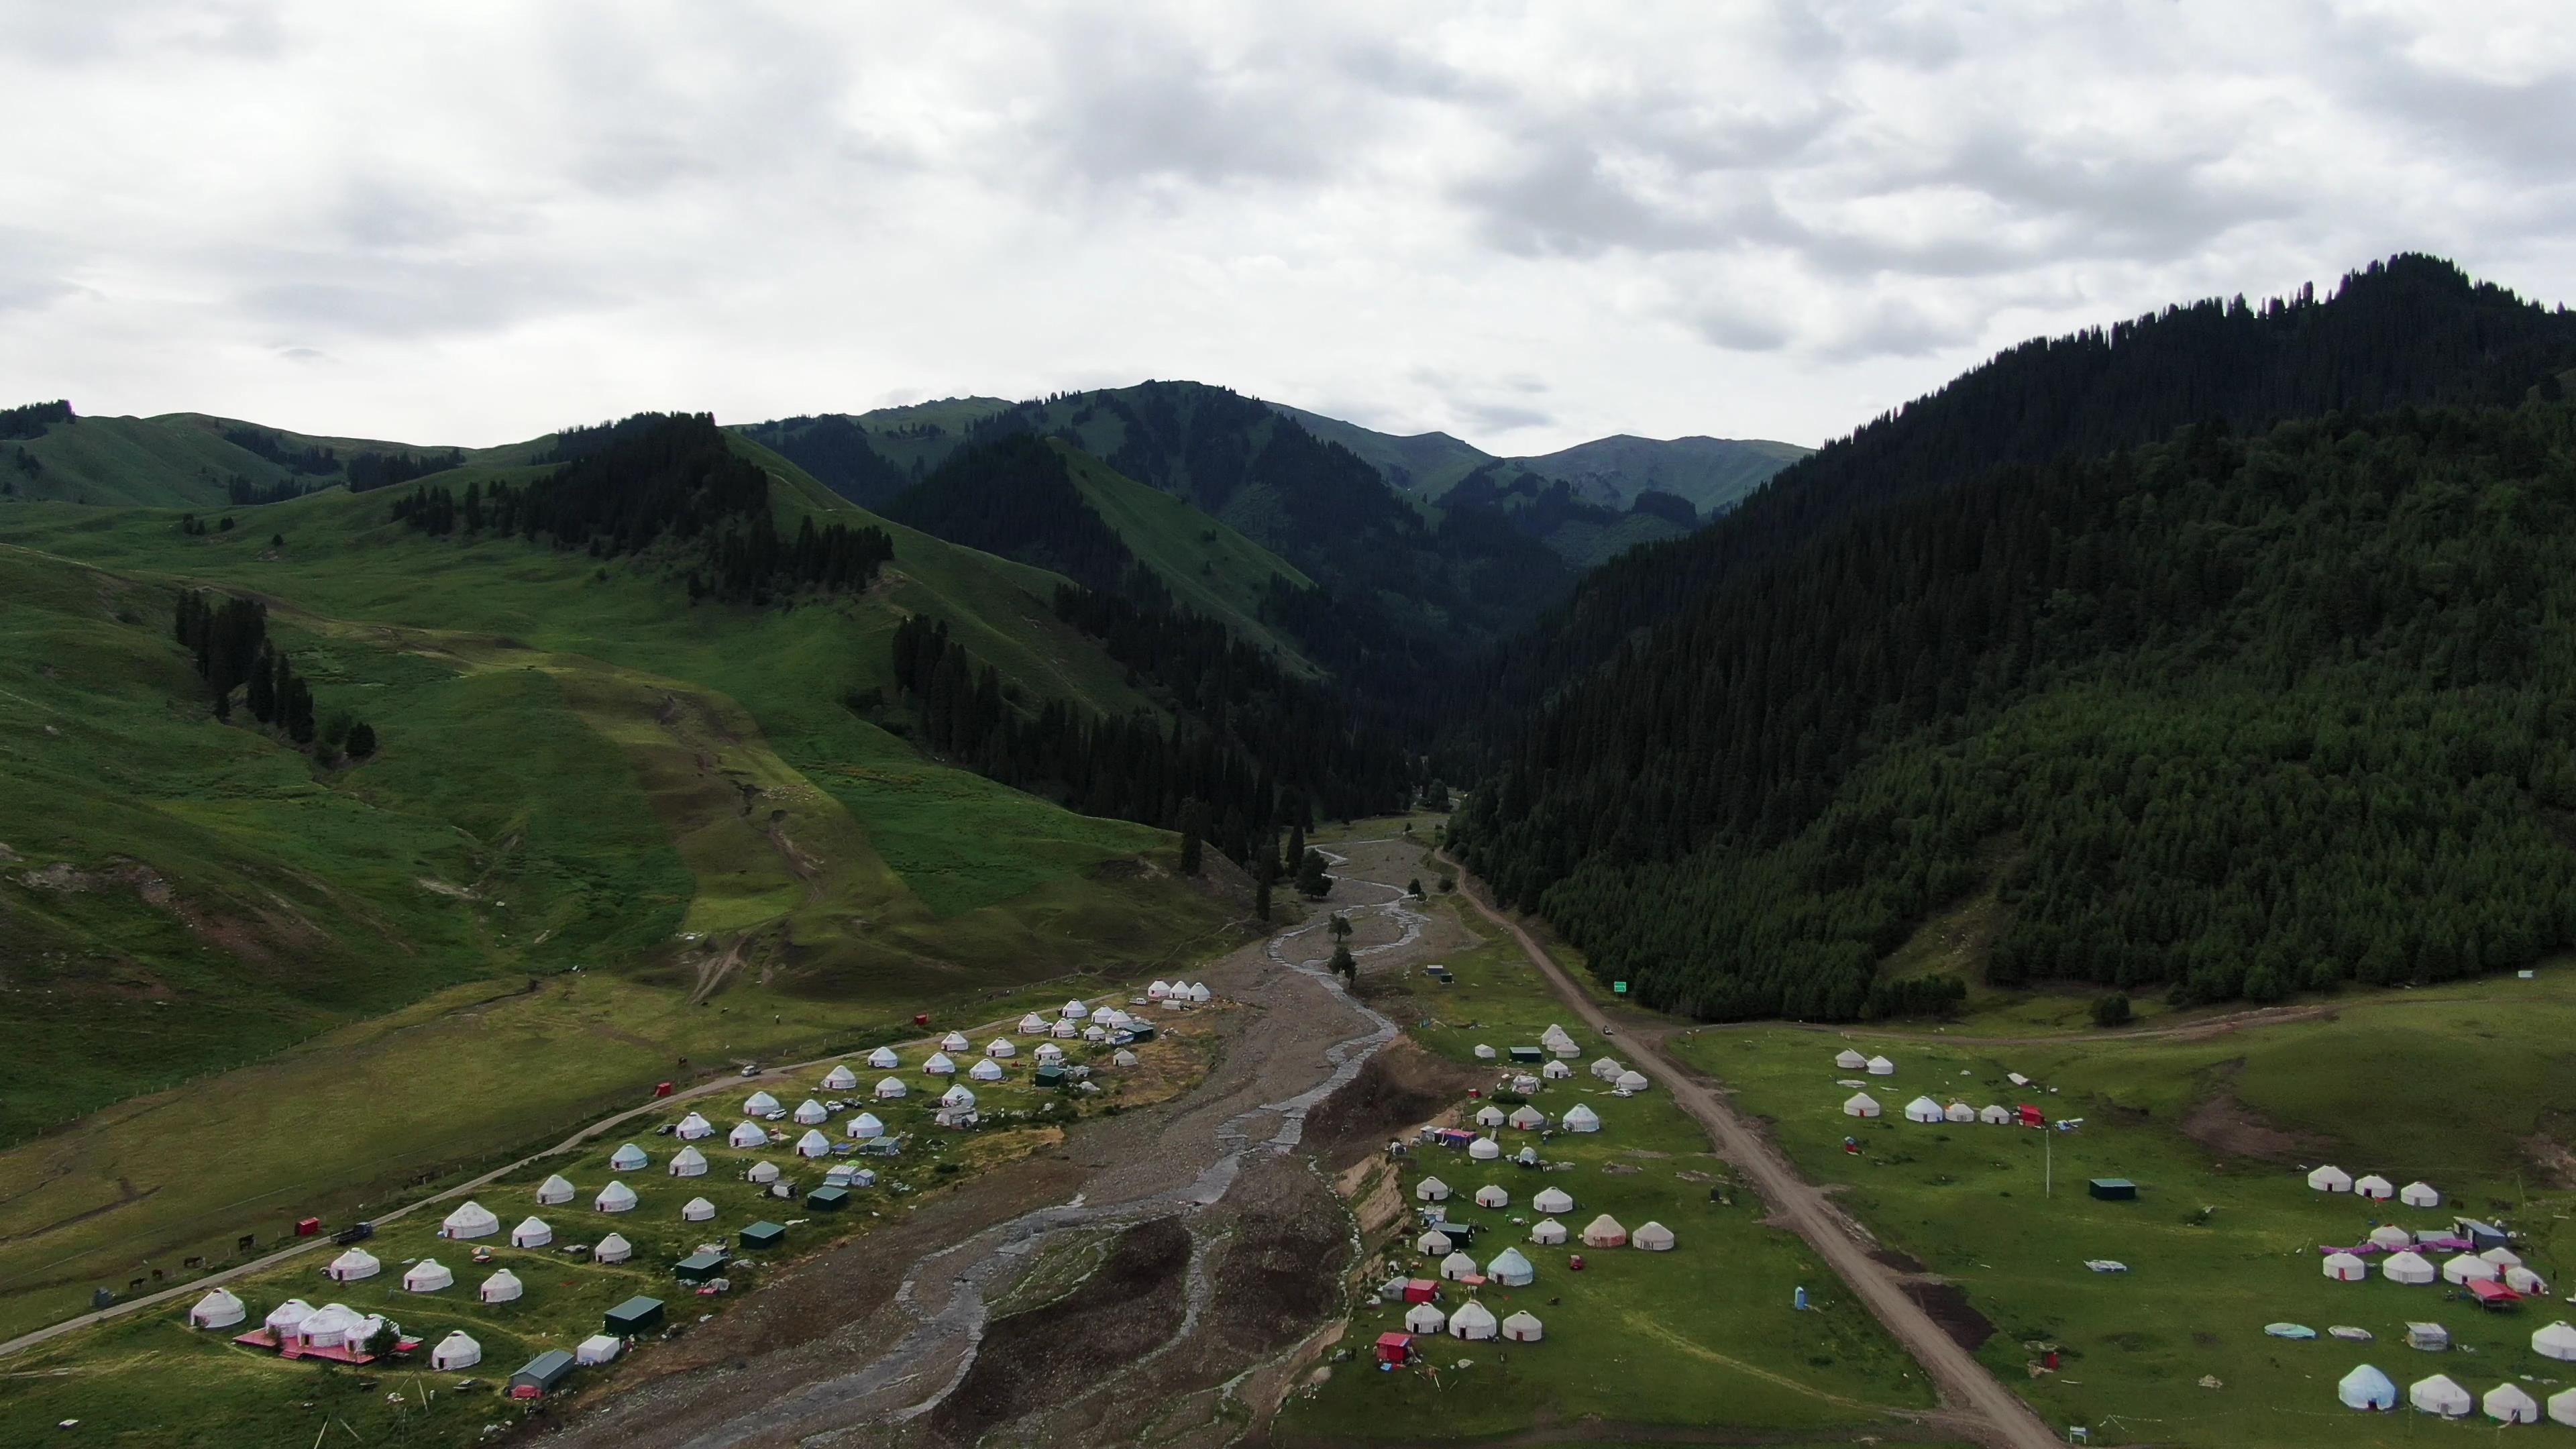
[807,1185,849,1212]
[604,1295,665,1337]
[1401,1278,1438,1304]
[2407,1321,2451,1352]
[576,1334,623,1366]
[1375,1331,1415,1365]
[1033,1064,1067,1089]
[676,1250,731,1284]
[2087,1178,2137,1201]
[741,1221,787,1252]
[1509,1046,1544,1063]
[2457,1219,2508,1252]
[2017,1104,2045,1127]
[509,1349,576,1399]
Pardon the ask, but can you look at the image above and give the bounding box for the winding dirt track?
[1438,853,2062,1449]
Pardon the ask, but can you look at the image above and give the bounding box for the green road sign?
[1613,981,1627,994]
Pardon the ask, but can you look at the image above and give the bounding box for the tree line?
[0,400,72,441]
[173,590,376,759]
[1456,398,2576,1018]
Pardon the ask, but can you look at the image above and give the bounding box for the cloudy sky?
[1,1,2570,455]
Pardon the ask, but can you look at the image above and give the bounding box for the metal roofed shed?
[510,1349,576,1398]
[741,1221,788,1252]
[807,1185,849,1212]
[676,1250,731,1284]
[2407,1322,2451,1352]
[2088,1178,2137,1201]
[604,1295,665,1336]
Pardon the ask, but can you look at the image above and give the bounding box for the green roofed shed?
[1032,1064,1067,1087]
[1508,1046,1544,1063]
[807,1185,849,1212]
[675,1250,729,1284]
[741,1220,786,1252]
[604,1295,665,1336]
[2088,1177,2137,1201]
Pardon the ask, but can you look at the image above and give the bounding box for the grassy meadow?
[1278,881,1942,1444]
[1672,970,2576,1446]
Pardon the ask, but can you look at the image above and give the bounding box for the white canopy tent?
[610,1142,649,1171]
[794,1099,828,1125]
[2400,1180,2440,1208]
[2382,1250,2436,1285]
[1633,1221,1676,1251]
[1051,1020,1079,1038]
[2488,1384,2540,1424]
[592,1233,633,1264]
[1501,1309,1544,1342]
[594,1181,637,1213]
[431,1330,482,1371]
[1448,1301,1497,1340]
[2322,1252,2367,1281]
[1147,980,1173,1000]
[729,1120,770,1148]
[669,1146,708,1177]
[1532,1186,1574,1214]
[682,1197,715,1222]
[821,1064,857,1091]
[442,1201,500,1240]
[1033,1044,1065,1065]
[1904,1097,1943,1123]
[513,1216,553,1248]
[2479,1246,2524,1267]
[676,1112,714,1140]
[1486,1247,1536,1285]
[188,1288,246,1329]
[1083,1024,1109,1042]
[1113,1049,1138,1067]
[535,1173,576,1205]
[1581,1214,1627,1248]
[478,1269,523,1303]
[2410,1375,2472,1417]
[2306,1165,2353,1193]
[1185,983,1212,1002]
[1561,1105,1601,1133]
[403,1259,453,1293]
[326,1248,380,1282]
[1529,1218,1567,1244]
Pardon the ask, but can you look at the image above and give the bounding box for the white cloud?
[0,0,2568,455]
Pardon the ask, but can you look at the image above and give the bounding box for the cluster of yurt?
[1148,981,1215,1004]
[2306,1165,2440,1208]
[1539,1023,1578,1059]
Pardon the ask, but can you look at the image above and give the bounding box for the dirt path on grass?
[539,836,1469,1449]
[1436,853,2061,1449]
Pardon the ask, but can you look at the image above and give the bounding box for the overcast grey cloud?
[0,0,2569,453]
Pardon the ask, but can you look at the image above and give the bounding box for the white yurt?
[2534,1322,2576,1362]
[1022,1011,1053,1034]
[535,1173,576,1205]
[1591,1057,1622,1081]
[1980,1104,2013,1125]
[1615,1070,1650,1093]
[1633,1221,1676,1252]
[326,1247,380,1282]
[2400,1180,2440,1208]
[969,1058,1004,1082]
[821,1064,858,1091]
[1474,1184,1509,1208]
[2443,1253,2499,1285]
[2382,1250,2436,1285]
[1542,1060,1573,1079]
[1469,1136,1503,1161]
[442,1200,500,1240]
[1061,998,1089,1020]
[1835,1048,1868,1070]
[1034,1043,1066,1065]
[1561,1104,1602,1134]
[1448,1301,1497,1340]
[1844,1092,1882,1118]
[676,1112,714,1140]
[2553,1386,2576,1428]
[730,1120,770,1148]
[2508,1265,2550,1294]
[1473,1044,1497,1061]
[847,1112,885,1140]
[923,1052,956,1075]
[1943,1101,1976,1124]
[986,1038,1016,1059]
[1404,1302,1446,1334]
[1051,1019,1079,1038]
[669,1146,709,1178]
[2490,1383,2542,1424]
[478,1269,523,1304]
[1083,1025,1109,1042]
[2322,1252,2367,1282]
[2353,1173,2394,1199]
[263,1299,315,1336]
[747,1161,781,1184]
[1113,1049,1138,1067]
[744,1090,781,1116]
[875,1077,908,1100]
[1439,1251,1479,1281]
[402,1258,453,1293]
[1094,1008,1128,1030]
[795,1129,833,1159]
[1866,1055,1895,1076]
[1532,1186,1574,1215]
[295,1303,361,1348]
[1501,1310,1544,1342]
[593,1233,633,1265]
[610,1142,649,1172]
[431,1330,482,1371]
[1487,1247,1536,1285]
[2367,1226,2413,1250]
[1904,1096,1944,1124]
[940,1085,977,1110]
[1417,1228,1454,1256]
[2337,1363,2396,1410]
[1474,1104,1506,1128]
[682,1196,716,1222]
[1185,983,1212,1003]
[2409,1374,2472,1417]
[1529,1218,1568,1245]
[187,1288,246,1330]
[1509,1075,1541,1095]
[1508,1105,1547,1130]
[594,1180,637,1214]
[940,1030,970,1052]
[868,1046,901,1069]
[1581,1214,1628,1248]
[2480,1246,2524,1268]
[2306,1164,2353,1193]
[1148,980,1173,1001]
[1415,1176,1450,1202]
[794,1099,828,1126]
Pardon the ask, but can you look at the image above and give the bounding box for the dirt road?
[1438,854,2063,1449]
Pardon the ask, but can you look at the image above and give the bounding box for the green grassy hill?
[1,409,472,507]
[1053,444,1314,665]
[1510,433,1813,515]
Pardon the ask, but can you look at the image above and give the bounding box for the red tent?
[2469,1278,2522,1306]
[1375,1332,1413,1364]
[1402,1279,1438,1303]
[2017,1104,2044,1127]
